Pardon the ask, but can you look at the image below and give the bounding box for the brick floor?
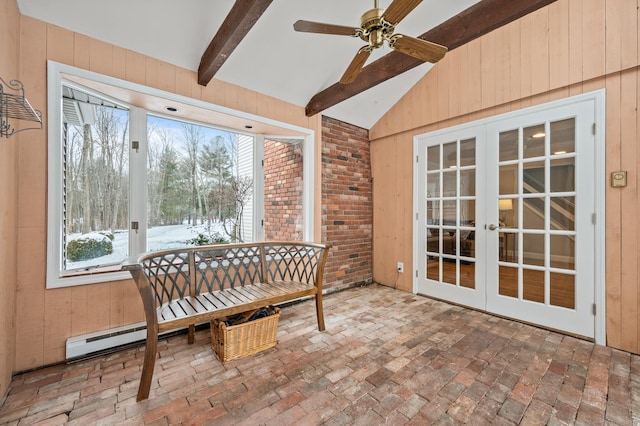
[1,284,639,425]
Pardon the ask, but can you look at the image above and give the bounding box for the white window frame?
[46,61,315,288]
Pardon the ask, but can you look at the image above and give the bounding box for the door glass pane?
[499,164,518,196]
[499,198,516,227]
[523,233,544,266]
[443,260,457,285]
[550,160,575,192]
[427,228,440,254]
[427,256,440,280]
[550,235,575,270]
[442,200,456,225]
[500,232,518,263]
[460,170,475,196]
[427,200,440,225]
[550,118,575,155]
[550,196,575,230]
[427,146,440,170]
[550,272,575,309]
[443,142,457,168]
[460,138,476,166]
[523,161,545,194]
[427,172,440,197]
[460,261,475,289]
[424,139,476,290]
[499,129,519,162]
[523,198,545,230]
[523,268,545,303]
[443,229,456,256]
[523,124,545,158]
[461,230,475,258]
[499,265,518,298]
[442,171,457,196]
[460,200,475,225]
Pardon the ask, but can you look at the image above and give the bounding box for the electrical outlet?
[397,262,404,273]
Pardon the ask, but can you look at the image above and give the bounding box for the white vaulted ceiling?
[18,0,481,129]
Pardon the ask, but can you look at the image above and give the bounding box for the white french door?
[414,93,603,339]
[414,127,487,310]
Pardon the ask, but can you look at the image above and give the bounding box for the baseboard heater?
[65,322,186,360]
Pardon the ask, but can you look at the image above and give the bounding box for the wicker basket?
[211,307,280,363]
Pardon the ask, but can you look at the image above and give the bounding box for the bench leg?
[188,324,195,344]
[315,293,325,331]
[137,326,158,401]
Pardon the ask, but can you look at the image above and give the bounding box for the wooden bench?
[122,241,331,401]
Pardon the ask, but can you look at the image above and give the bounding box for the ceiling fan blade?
[390,35,448,63]
[381,0,423,26]
[293,20,359,36]
[340,46,373,84]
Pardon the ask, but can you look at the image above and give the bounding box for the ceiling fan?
[293,0,448,84]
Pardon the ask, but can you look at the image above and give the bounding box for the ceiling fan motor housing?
[359,8,392,48]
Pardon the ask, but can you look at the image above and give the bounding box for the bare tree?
[180,123,205,225]
[201,135,233,222]
[222,175,253,242]
[147,127,175,226]
[93,108,128,231]
[80,123,93,233]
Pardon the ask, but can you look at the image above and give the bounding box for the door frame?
[412,90,606,345]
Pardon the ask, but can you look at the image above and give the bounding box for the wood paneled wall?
[0,0,21,400]
[369,0,640,354]
[13,16,323,372]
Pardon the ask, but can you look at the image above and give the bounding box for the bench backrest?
[129,242,331,309]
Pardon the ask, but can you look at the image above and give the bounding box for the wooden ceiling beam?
[198,0,273,86]
[305,0,558,117]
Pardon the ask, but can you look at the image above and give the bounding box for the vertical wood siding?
[0,0,21,400]
[370,0,640,354]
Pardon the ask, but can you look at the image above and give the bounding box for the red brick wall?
[264,139,303,241]
[321,116,373,291]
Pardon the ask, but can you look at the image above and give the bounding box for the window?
[145,115,256,251]
[47,61,315,288]
[60,86,131,272]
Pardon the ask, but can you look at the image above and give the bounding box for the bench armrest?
[121,255,142,271]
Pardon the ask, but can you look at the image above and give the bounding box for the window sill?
[47,264,131,289]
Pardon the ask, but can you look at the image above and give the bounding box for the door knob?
[487,224,498,231]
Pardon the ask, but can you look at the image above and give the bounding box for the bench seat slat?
[157,281,315,325]
[211,291,238,308]
[229,286,261,303]
[240,285,273,299]
[194,294,217,311]
[222,288,251,304]
[250,282,284,297]
[200,293,227,310]
[160,303,184,321]
[177,298,199,316]
[160,296,208,321]
[270,281,314,294]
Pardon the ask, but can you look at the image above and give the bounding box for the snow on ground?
[66,222,226,270]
